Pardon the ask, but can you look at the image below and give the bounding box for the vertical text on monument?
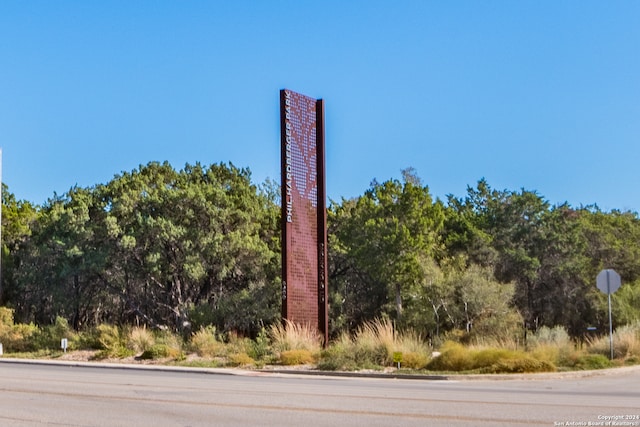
[280,89,328,342]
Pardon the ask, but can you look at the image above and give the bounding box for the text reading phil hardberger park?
[280,89,328,345]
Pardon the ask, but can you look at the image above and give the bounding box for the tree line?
[2,162,639,341]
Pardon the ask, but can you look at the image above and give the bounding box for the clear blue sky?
[1,1,639,212]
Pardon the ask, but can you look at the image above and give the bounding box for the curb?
[2,357,639,381]
[0,357,243,376]
[259,364,640,381]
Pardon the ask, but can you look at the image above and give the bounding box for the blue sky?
[1,1,639,212]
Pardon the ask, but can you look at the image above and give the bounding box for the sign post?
[596,269,621,360]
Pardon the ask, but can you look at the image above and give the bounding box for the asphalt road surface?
[0,361,639,427]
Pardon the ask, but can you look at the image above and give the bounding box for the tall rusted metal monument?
[280,89,328,345]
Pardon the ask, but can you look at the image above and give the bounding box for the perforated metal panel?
[280,89,327,344]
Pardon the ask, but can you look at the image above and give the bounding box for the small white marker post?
[61,338,68,353]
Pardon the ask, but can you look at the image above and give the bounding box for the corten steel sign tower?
[280,89,328,345]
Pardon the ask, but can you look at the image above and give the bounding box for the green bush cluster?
[280,349,315,365]
[1,314,639,374]
[567,354,613,370]
[139,344,182,360]
[427,341,557,373]
[227,353,255,367]
[0,308,38,352]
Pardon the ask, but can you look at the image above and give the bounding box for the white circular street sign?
[596,269,621,294]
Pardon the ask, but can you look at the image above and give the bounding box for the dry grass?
[525,326,576,367]
[269,319,322,353]
[317,319,431,370]
[190,326,224,357]
[127,326,155,353]
[353,319,394,365]
[354,319,431,367]
[586,322,640,360]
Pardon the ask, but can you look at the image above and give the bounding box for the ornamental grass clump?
[527,326,574,366]
[94,324,134,359]
[224,331,255,357]
[127,326,155,354]
[321,319,431,370]
[586,322,640,361]
[352,318,395,366]
[269,319,322,353]
[190,326,225,357]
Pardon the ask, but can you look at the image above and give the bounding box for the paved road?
[0,361,639,427]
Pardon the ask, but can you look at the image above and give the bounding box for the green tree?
[95,161,280,334]
[447,264,522,341]
[329,170,445,331]
[1,184,39,305]
[11,162,281,336]
[445,180,604,336]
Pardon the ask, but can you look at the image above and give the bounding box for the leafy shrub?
[400,351,430,369]
[624,355,640,365]
[94,325,134,359]
[0,322,39,352]
[317,333,361,371]
[317,352,359,371]
[248,327,271,361]
[73,327,103,350]
[0,308,36,352]
[0,307,13,327]
[565,354,613,370]
[469,309,524,344]
[224,332,254,357]
[139,344,181,360]
[227,353,255,367]
[154,330,183,355]
[428,341,472,371]
[28,317,78,351]
[482,358,556,373]
[186,303,218,332]
[280,349,315,365]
